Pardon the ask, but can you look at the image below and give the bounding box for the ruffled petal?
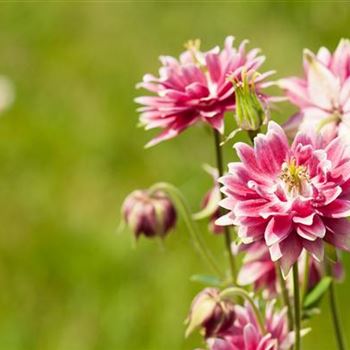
[254,122,289,176]
[296,215,326,241]
[265,215,293,246]
[278,234,303,276]
[238,261,274,286]
[303,238,324,262]
[317,199,350,218]
[304,49,341,110]
[278,77,310,108]
[324,218,350,251]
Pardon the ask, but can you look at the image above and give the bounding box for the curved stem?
[293,263,301,350]
[220,287,266,334]
[149,182,224,279]
[276,263,293,331]
[213,130,237,284]
[327,262,347,350]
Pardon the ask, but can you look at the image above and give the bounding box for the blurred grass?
[0,2,349,350]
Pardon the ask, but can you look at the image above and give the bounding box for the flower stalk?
[213,130,237,284]
[327,261,347,350]
[149,182,223,279]
[293,263,301,350]
[302,253,310,303]
[277,264,293,331]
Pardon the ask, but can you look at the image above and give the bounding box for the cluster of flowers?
[122,37,350,350]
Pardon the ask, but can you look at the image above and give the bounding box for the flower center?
[184,39,208,73]
[279,159,310,197]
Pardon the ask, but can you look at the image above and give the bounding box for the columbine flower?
[136,36,274,147]
[205,302,291,350]
[186,288,235,338]
[194,165,223,234]
[217,121,350,275]
[279,39,350,142]
[122,189,176,239]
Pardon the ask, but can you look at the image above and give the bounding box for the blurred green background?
[0,2,350,350]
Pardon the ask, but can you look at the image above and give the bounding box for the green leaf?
[303,277,332,309]
[302,307,321,320]
[190,274,222,287]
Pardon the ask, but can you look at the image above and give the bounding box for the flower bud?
[194,165,223,234]
[231,72,266,131]
[201,188,223,234]
[186,288,235,338]
[122,189,176,239]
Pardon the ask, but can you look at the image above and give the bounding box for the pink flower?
[122,189,176,239]
[279,39,350,142]
[136,37,274,147]
[217,121,350,275]
[205,302,291,350]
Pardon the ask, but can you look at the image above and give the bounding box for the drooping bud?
[201,189,223,234]
[231,71,266,131]
[186,288,235,338]
[193,165,223,234]
[122,189,176,239]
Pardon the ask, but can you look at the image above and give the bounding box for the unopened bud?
[194,165,223,234]
[186,288,235,338]
[231,72,265,131]
[201,187,223,234]
[122,189,176,239]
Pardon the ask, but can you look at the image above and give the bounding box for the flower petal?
[265,216,292,246]
[278,234,303,277]
[324,218,350,251]
[304,49,341,110]
[238,261,274,286]
[303,238,324,262]
[318,199,350,218]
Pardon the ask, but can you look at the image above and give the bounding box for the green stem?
[301,253,310,304]
[293,263,301,350]
[149,182,223,279]
[277,264,293,331]
[213,130,237,284]
[220,287,266,334]
[327,262,347,350]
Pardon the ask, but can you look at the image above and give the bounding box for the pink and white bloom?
[205,302,291,350]
[217,121,350,275]
[279,39,350,142]
[136,37,274,147]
